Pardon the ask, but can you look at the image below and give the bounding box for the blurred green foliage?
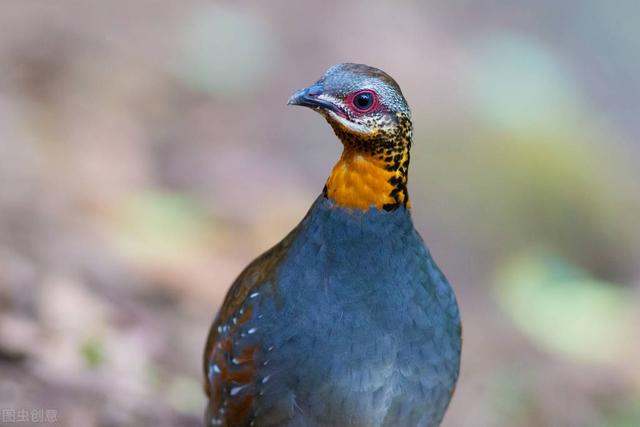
[604,401,640,427]
[81,336,106,369]
[176,5,280,95]
[111,190,215,263]
[466,34,581,134]
[417,117,639,280]
[494,251,633,364]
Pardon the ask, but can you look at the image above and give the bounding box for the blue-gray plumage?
[204,63,461,427]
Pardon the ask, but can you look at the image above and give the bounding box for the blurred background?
[1,1,639,426]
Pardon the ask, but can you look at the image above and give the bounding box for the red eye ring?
[346,89,380,113]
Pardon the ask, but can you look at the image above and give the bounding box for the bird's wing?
[203,224,301,427]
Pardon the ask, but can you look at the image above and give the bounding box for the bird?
[203,63,461,427]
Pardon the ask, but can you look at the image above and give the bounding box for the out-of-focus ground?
[0,1,639,426]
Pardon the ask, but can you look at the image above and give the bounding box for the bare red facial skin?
[344,89,383,115]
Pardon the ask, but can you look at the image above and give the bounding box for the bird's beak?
[287,84,344,116]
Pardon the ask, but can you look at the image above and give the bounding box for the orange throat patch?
[325,148,410,211]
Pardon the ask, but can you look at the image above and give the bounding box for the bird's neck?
[324,123,412,211]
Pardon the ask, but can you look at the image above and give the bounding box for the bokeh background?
[1,1,639,426]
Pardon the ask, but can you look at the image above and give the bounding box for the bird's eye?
[355,92,373,109]
[350,90,378,112]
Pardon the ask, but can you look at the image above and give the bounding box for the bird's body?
[204,64,461,427]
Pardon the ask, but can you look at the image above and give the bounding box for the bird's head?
[288,63,411,146]
[289,64,413,211]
